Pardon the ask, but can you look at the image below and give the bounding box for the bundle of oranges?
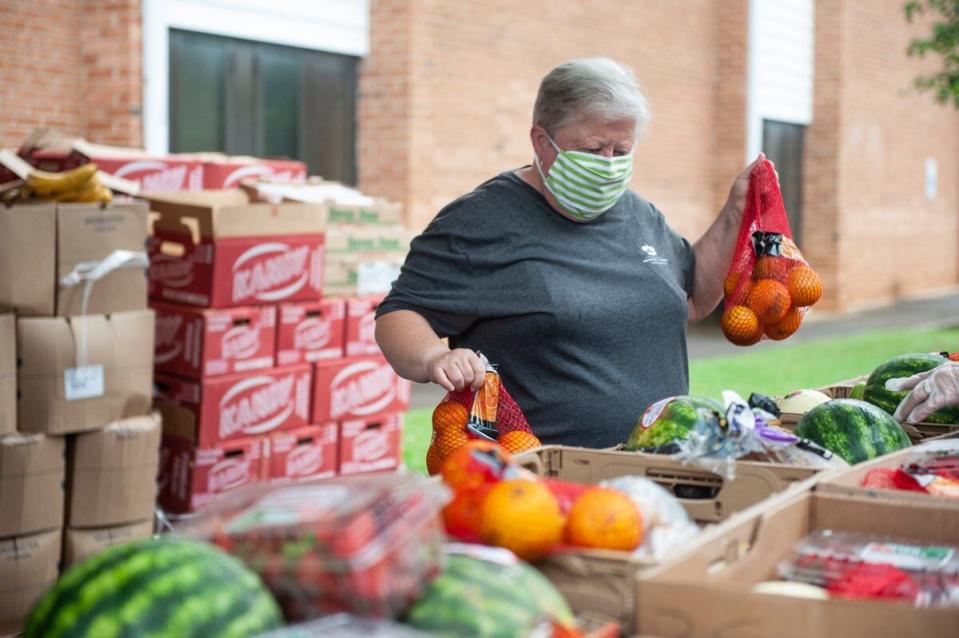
[438,441,645,561]
[426,399,542,474]
[721,256,822,346]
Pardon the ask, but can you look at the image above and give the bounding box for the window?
[169,29,358,184]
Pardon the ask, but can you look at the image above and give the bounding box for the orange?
[441,441,515,494]
[721,305,763,346]
[425,444,443,475]
[497,430,543,454]
[787,265,823,307]
[752,255,788,282]
[432,400,469,435]
[442,487,488,542]
[723,271,752,302]
[434,427,470,460]
[565,488,644,551]
[479,479,565,561]
[746,279,791,324]
[765,306,804,340]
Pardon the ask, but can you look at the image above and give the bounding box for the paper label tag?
[357,261,402,295]
[860,542,954,571]
[64,365,104,401]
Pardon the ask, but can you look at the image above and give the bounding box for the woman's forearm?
[375,310,449,383]
[688,203,741,322]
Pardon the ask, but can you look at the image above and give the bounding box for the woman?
[376,57,760,448]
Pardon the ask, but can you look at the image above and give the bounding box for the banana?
[26,163,98,195]
[52,174,100,202]
[63,184,113,204]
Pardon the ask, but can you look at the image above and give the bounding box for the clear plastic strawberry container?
[173,473,449,621]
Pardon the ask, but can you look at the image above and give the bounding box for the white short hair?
[533,58,651,136]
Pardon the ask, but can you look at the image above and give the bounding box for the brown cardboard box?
[17,310,154,435]
[0,529,61,635]
[63,519,154,568]
[0,201,149,316]
[67,413,161,528]
[0,315,14,435]
[514,446,822,628]
[0,433,65,538]
[635,489,959,638]
[817,437,959,508]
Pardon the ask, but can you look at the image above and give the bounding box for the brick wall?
[360,0,736,238]
[806,0,959,312]
[0,0,141,150]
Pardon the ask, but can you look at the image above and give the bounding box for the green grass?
[401,326,959,473]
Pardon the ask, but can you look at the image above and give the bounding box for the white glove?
[885,362,959,424]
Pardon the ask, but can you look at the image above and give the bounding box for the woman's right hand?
[426,348,487,392]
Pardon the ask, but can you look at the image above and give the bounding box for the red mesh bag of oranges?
[722,159,823,346]
[426,354,540,475]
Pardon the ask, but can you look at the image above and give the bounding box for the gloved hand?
[885,362,959,424]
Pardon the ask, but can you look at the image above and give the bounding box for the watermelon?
[863,353,959,424]
[405,551,575,637]
[24,537,282,638]
[624,395,724,451]
[795,399,911,465]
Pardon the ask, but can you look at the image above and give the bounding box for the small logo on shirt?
[641,244,668,265]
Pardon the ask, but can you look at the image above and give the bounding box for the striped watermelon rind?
[795,399,911,465]
[405,553,574,636]
[863,353,959,425]
[24,536,282,638]
[624,395,724,451]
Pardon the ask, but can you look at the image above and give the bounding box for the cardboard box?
[345,295,384,357]
[146,190,326,308]
[0,315,14,435]
[816,437,959,507]
[63,519,154,568]
[66,413,161,528]
[152,301,277,378]
[0,529,61,636]
[0,434,65,537]
[158,403,264,514]
[17,310,155,435]
[200,157,307,190]
[276,299,346,365]
[311,356,410,423]
[635,489,959,638]
[325,225,412,255]
[324,255,404,297]
[154,364,312,446]
[241,180,403,225]
[267,424,338,481]
[338,413,403,476]
[513,445,822,628]
[0,201,149,316]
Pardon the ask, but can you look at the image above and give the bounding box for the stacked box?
[0,199,156,635]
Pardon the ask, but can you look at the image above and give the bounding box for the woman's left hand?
[723,153,778,219]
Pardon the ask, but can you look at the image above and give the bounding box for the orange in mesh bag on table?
[722,159,823,346]
[425,356,541,474]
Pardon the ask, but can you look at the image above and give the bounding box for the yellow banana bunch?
[24,163,112,203]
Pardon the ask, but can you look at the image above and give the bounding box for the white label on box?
[64,365,105,400]
[357,261,402,295]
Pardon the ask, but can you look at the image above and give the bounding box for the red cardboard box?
[154,365,312,446]
[339,413,403,476]
[312,356,411,423]
[153,301,276,378]
[27,148,204,192]
[158,405,263,514]
[147,191,326,308]
[267,424,338,482]
[276,299,346,365]
[201,157,307,190]
[345,295,384,357]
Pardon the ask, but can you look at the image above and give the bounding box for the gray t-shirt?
[377,170,695,448]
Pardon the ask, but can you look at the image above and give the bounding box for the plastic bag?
[863,439,959,498]
[778,530,959,607]
[600,476,700,562]
[668,391,848,479]
[722,159,822,345]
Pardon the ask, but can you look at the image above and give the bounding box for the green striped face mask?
[535,133,633,221]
